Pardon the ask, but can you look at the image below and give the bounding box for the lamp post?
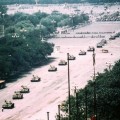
[47,112,50,120]
[67,53,71,120]
[92,48,97,120]
[12,33,19,38]
[58,105,61,120]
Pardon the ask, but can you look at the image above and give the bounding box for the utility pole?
[85,87,87,120]
[92,48,97,120]
[67,53,71,120]
[74,86,79,120]
[58,105,60,120]
[47,112,49,120]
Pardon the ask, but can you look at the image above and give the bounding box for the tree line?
[56,60,120,120]
[0,0,119,5]
[0,5,89,82]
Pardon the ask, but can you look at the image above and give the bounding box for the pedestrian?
[2,108,4,112]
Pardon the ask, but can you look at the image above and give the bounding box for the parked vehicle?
[0,80,6,89]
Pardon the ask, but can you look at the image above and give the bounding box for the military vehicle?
[96,43,103,48]
[102,49,109,53]
[109,35,116,40]
[12,91,23,99]
[68,55,76,60]
[101,39,107,44]
[48,65,57,72]
[0,80,5,89]
[87,46,95,51]
[79,50,86,55]
[58,60,67,65]
[20,85,30,93]
[31,75,41,82]
[2,100,14,109]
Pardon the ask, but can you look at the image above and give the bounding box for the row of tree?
[0,5,89,82]
[0,0,119,5]
[56,60,120,120]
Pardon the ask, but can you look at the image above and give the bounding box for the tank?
[31,76,41,82]
[2,100,14,109]
[68,55,76,60]
[101,39,107,44]
[12,91,23,99]
[48,65,57,72]
[20,85,30,93]
[58,60,67,65]
[102,49,109,53]
[96,43,103,48]
[79,50,86,55]
[87,46,95,51]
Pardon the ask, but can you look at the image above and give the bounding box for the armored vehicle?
[2,100,14,109]
[101,39,107,44]
[58,60,67,65]
[109,35,116,40]
[102,49,109,53]
[48,65,57,72]
[31,75,41,82]
[12,91,23,99]
[0,80,5,89]
[87,46,95,51]
[68,55,76,60]
[79,50,86,55]
[96,43,103,48]
[20,85,30,93]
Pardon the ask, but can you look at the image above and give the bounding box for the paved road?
[0,22,120,120]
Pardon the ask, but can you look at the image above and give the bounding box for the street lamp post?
[58,105,61,120]
[85,87,88,120]
[92,48,97,120]
[47,112,50,120]
[67,53,71,120]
